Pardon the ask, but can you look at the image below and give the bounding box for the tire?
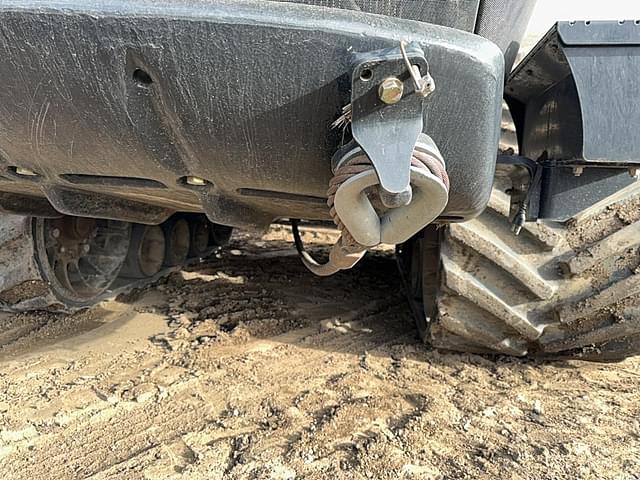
[404,183,640,361]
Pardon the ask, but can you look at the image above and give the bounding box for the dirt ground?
[0,227,638,480]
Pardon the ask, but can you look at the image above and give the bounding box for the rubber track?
[432,184,640,360]
[0,214,222,313]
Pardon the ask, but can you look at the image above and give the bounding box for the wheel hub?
[35,217,131,304]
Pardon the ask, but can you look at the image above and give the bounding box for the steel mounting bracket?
[350,43,432,198]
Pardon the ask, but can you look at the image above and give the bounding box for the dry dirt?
[0,226,639,480]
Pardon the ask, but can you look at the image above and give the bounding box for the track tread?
[431,188,640,360]
[556,272,640,324]
[561,220,640,276]
[441,255,543,340]
[486,190,561,250]
[0,214,227,313]
[449,221,556,300]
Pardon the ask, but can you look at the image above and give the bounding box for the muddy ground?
[0,227,638,480]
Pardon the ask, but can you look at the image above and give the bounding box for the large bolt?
[378,77,404,105]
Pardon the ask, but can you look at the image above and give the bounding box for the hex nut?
[378,77,404,105]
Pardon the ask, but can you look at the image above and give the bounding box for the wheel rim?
[34,217,131,305]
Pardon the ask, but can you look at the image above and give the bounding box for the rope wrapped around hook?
[292,146,450,276]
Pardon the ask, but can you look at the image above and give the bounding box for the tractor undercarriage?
[1,1,639,360]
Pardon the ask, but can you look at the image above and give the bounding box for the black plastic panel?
[0,0,504,227]
[507,21,640,166]
[539,167,636,221]
[503,22,640,222]
[475,0,537,73]
[271,0,481,31]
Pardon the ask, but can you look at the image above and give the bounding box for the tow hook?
[294,41,449,276]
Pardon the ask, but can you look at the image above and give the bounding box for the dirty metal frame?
[501,20,640,225]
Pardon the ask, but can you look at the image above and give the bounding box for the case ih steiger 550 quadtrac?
[1,1,639,360]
